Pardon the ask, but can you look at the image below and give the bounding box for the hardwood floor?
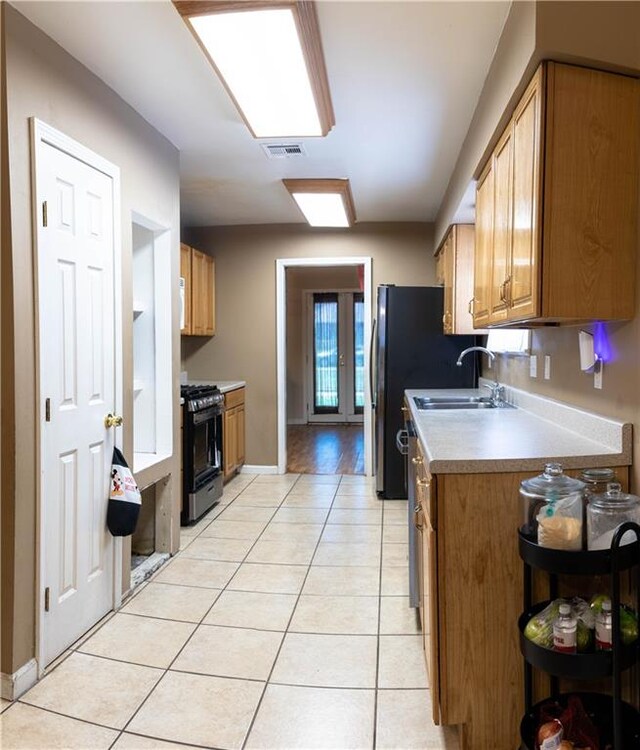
[287,424,364,475]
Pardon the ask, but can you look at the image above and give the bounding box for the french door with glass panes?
[306,291,364,423]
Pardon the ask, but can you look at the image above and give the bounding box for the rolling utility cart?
[517,522,640,749]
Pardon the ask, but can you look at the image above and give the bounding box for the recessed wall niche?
[132,214,172,472]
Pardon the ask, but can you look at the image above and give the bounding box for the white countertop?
[186,380,245,394]
[406,384,632,474]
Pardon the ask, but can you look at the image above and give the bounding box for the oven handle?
[192,407,222,425]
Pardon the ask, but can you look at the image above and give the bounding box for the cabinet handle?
[413,505,423,531]
[468,298,475,316]
[499,280,507,303]
[417,478,430,488]
[401,406,408,414]
[505,275,512,305]
[411,456,423,465]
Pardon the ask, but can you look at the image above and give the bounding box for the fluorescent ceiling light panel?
[176,2,335,138]
[283,179,356,227]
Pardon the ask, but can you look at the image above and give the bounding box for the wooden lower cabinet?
[223,388,245,481]
[413,454,630,749]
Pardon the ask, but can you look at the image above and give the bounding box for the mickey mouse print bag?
[107,447,142,536]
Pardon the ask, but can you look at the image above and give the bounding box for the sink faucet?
[455,346,507,407]
[455,346,496,367]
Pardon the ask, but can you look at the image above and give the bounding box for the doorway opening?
[277,259,372,476]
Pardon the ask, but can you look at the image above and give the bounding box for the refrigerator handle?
[369,317,377,408]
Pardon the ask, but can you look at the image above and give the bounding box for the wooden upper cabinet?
[472,164,494,328]
[180,243,192,335]
[181,244,215,337]
[475,62,639,327]
[438,224,487,335]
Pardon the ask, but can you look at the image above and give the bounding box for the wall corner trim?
[1,658,38,700]
[240,465,279,475]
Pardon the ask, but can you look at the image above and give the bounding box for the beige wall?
[182,223,435,466]
[2,5,180,677]
[286,266,361,423]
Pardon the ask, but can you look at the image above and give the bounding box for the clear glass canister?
[580,468,617,500]
[520,463,585,550]
[587,483,640,550]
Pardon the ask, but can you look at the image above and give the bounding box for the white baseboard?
[287,418,306,425]
[1,658,38,700]
[240,465,279,475]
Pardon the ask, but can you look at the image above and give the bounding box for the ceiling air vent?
[261,143,307,159]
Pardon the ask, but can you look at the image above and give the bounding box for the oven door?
[191,407,222,489]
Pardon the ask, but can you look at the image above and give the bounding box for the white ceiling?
[13,0,510,227]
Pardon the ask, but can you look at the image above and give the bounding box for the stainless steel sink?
[413,396,513,410]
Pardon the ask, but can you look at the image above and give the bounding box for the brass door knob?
[104,413,124,428]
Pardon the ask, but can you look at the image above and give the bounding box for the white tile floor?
[0,473,460,750]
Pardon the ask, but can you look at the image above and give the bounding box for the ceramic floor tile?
[203,590,297,631]
[229,562,308,594]
[178,535,193,551]
[335,485,378,496]
[332,494,381,508]
[122,582,220,622]
[127,671,264,750]
[280,493,335,508]
[379,597,421,635]
[252,473,299,485]
[173,624,283,680]
[378,635,428,688]
[0,702,118,749]
[179,536,254,562]
[272,633,377,688]
[0,698,12,713]
[21,652,161,729]
[232,492,288,507]
[326,508,382,525]
[296,475,341,485]
[382,542,409,567]
[221,506,276,523]
[376,689,460,749]
[260,523,324,543]
[302,565,380,596]
[383,508,408,525]
[271,507,330,524]
[289,595,379,635]
[313,541,381,567]
[154,557,238,590]
[383,524,408,543]
[246,539,317,565]
[78,613,195,668]
[245,684,375,750]
[112,734,197,749]
[199,519,267,540]
[381,566,410,596]
[321,523,382,544]
[287,484,338,498]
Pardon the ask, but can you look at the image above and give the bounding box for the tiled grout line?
[110,472,340,750]
[238,476,347,750]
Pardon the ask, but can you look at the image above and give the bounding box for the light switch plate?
[594,363,603,390]
[529,355,537,378]
[544,355,551,380]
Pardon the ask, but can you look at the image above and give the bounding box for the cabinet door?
[509,66,543,321]
[180,243,192,335]
[435,250,445,286]
[441,231,455,334]
[489,127,513,324]
[203,254,215,336]
[473,162,494,327]
[236,404,245,466]
[191,249,206,335]
[223,408,237,478]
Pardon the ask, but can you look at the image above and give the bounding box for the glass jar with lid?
[587,483,640,550]
[520,463,585,550]
[580,468,617,500]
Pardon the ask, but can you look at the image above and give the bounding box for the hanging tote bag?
[107,447,142,536]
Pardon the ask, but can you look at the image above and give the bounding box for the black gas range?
[181,384,224,524]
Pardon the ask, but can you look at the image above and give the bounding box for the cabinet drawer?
[224,387,245,409]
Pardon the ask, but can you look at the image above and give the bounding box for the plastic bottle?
[595,599,613,651]
[553,603,577,653]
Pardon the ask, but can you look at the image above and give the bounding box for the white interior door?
[36,125,120,667]
[306,291,364,424]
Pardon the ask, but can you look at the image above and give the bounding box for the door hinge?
[42,201,48,227]
[44,587,50,612]
[45,398,51,422]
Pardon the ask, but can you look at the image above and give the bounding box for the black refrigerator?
[373,285,479,498]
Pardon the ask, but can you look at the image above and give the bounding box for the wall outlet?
[529,354,538,378]
[544,355,551,380]
[594,362,603,390]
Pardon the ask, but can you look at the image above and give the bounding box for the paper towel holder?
[579,330,602,374]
